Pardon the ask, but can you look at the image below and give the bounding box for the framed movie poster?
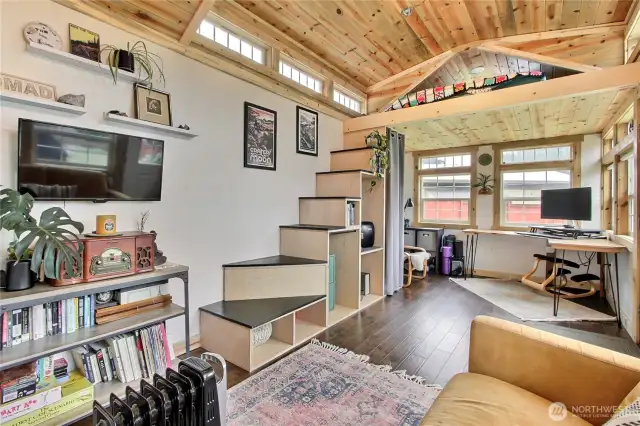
[296,106,318,156]
[134,84,172,126]
[244,102,277,171]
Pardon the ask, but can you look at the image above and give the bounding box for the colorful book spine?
[90,295,95,327]
[159,324,172,367]
[12,309,22,346]
[84,296,90,328]
[21,307,29,343]
[77,298,84,329]
[51,302,58,335]
[134,330,149,378]
[59,300,65,334]
[45,303,52,336]
[2,312,8,348]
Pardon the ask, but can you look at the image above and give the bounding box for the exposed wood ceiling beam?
[626,0,640,25]
[346,61,640,132]
[367,23,625,94]
[391,0,443,56]
[367,51,454,113]
[478,43,602,73]
[601,87,639,136]
[179,0,216,45]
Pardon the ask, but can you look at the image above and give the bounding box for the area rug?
[451,277,616,322]
[227,339,442,425]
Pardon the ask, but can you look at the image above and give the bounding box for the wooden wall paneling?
[599,88,639,132]
[316,172,363,198]
[199,312,251,371]
[329,231,360,310]
[478,42,602,72]
[632,97,640,342]
[223,265,327,301]
[617,155,630,235]
[603,165,613,229]
[279,228,329,261]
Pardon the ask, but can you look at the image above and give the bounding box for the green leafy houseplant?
[0,187,84,280]
[365,130,390,191]
[101,41,166,88]
[472,173,494,195]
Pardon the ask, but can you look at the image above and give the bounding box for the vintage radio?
[52,232,155,286]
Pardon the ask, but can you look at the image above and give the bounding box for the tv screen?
[541,188,591,221]
[18,119,164,201]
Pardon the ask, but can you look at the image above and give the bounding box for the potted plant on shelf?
[365,129,389,191]
[473,173,494,195]
[101,41,166,87]
[0,187,84,288]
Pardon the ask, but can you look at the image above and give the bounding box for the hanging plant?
[101,41,166,88]
[472,173,494,195]
[365,130,389,191]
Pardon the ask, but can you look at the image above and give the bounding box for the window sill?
[605,231,633,251]
[416,222,472,230]
[493,225,530,232]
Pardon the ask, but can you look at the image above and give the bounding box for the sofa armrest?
[469,316,640,425]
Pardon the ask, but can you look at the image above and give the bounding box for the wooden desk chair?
[404,245,430,287]
[521,254,596,298]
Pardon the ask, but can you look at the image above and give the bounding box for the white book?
[92,342,113,381]
[31,306,39,340]
[68,299,76,334]
[106,339,124,383]
[116,335,134,383]
[61,300,66,334]
[126,334,142,380]
[89,353,102,383]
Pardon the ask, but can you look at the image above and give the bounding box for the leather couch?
[420,316,640,425]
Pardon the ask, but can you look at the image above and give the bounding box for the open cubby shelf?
[328,304,358,326]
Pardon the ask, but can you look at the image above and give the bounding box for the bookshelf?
[0,264,189,423]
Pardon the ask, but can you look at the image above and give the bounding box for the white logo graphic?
[549,402,568,421]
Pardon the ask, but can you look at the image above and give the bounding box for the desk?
[462,229,626,325]
[548,239,625,326]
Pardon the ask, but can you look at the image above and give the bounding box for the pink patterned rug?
[227,339,442,425]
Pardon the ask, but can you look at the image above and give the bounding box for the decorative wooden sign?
[0,73,56,100]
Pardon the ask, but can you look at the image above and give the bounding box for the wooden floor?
[198,274,640,389]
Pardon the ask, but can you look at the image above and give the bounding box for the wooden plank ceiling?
[234,0,632,87]
[397,87,638,150]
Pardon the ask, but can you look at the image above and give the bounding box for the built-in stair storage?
[200,130,387,373]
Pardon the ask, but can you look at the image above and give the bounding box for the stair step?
[280,224,359,233]
[200,295,325,328]
[330,147,372,154]
[223,255,326,268]
[299,196,361,200]
[316,169,374,175]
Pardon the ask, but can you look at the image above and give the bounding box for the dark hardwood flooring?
[194,274,640,389]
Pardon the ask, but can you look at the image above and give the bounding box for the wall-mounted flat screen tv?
[18,119,164,201]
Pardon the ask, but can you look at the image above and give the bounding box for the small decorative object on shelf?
[23,22,62,50]
[177,124,190,130]
[95,290,115,304]
[151,230,167,266]
[69,24,100,62]
[136,210,150,233]
[365,129,389,191]
[134,83,172,126]
[472,173,494,195]
[3,240,38,291]
[107,109,128,117]
[0,73,56,101]
[95,214,118,236]
[244,102,277,171]
[56,93,85,107]
[0,186,84,282]
[296,106,318,156]
[101,41,165,87]
[252,323,272,346]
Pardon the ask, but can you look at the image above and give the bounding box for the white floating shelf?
[103,113,198,138]
[0,91,86,114]
[26,41,140,83]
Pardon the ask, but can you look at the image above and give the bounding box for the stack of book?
[0,295,95,349]
[71,323,172,385]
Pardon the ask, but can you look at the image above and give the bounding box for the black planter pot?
[117,50,135,73]
[4,260,37,292]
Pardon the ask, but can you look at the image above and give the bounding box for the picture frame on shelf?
[244,102,277,171]
[134,84,172,126]
[69,24,100,62]
[296,106,318,157]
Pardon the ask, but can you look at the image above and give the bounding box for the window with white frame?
[278,61,323,93]
[333,89,362,113]
[502,145,571,164]
[417,152,472,225]
[197,18,265,65]
[501,170,571,226]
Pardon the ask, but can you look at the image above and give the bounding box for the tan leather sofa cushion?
[420,373,591,426]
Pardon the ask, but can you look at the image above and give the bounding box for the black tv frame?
[17,118,165,202]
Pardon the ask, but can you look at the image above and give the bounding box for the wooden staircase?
[199,131,386,372]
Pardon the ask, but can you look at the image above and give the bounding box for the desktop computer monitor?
[541,188,591,221]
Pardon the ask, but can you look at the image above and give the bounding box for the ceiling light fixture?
[470,66,485,75]
[401,7,413,17]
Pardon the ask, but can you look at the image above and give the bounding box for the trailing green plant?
[0,187,84,280]
[101,41,166,88]
[472,173,494,195]
[365,130,390,191]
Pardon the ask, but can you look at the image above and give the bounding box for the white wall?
[0,1,343,345]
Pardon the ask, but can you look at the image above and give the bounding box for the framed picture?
[296,106,318,156]
[134,84,172,126]
[69,24,100,62]
[244,102,277,171]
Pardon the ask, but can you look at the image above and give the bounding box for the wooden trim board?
[316,172,363,198]
[279,228,330,261]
